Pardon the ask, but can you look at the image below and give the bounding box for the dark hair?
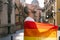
[24,6,29,14]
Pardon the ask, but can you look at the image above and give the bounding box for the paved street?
[0,29,60,40]
[13,29,24,40]
[0,29,24,40]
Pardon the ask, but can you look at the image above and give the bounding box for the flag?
[24,21,58,40]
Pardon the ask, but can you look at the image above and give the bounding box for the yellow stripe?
[24,29,57,37]
[35,22,56,32]
[24,36,57,40]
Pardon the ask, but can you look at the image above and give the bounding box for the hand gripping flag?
[24,21,58,40]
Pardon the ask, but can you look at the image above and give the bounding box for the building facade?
[0,0,8,25]
[0,0,17,36]
[15,0,25,29]
[0,0,15,25]
[44,0,55,24]
[44,0,60,26]
[31,0,39,7]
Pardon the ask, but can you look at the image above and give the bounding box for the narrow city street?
[0,0,60,40]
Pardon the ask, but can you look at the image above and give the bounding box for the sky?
[25,0,44,8]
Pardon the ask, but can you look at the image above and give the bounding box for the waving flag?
[24,17,58,40]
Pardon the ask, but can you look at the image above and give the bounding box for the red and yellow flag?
[24,21,58,40]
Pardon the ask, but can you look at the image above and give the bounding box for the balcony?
[44,0,55,12]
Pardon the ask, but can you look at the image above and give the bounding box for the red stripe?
[24,21,37,29]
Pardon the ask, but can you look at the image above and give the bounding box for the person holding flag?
[24,4,58,40]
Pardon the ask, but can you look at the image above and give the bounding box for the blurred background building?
[44,0,56,24]
[44,0,60,25]
[15,0,25,30]
[43,0,60,27]
[31,0,39,8]
[0,0,16,37]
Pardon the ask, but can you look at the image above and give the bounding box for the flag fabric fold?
[24,21,58,40]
